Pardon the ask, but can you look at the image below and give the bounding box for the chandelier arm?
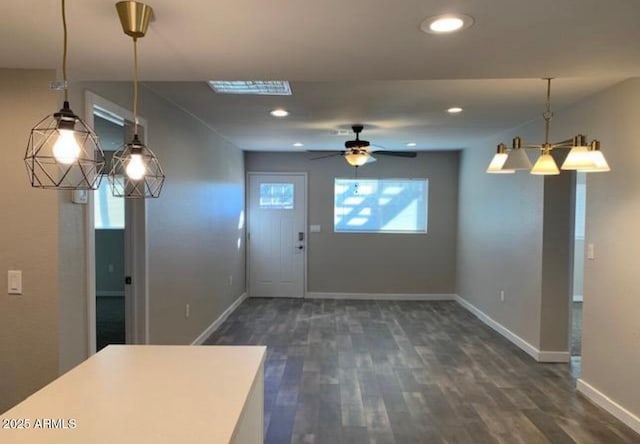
[551,139,575,149]
[61,0,68,101]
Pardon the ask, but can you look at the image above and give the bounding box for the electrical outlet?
[185,304,190,318]
[228,275,233,286]
[500,290,505,302]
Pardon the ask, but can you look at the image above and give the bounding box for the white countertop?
[1,345,266,443]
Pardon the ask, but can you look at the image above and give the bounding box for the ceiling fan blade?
[365,154,377,164]
[308,151,344,160]
[373,150,417,158]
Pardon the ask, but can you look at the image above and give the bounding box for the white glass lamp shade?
[503,148,532,170]
[344,152,369,167]
[531,151,560,175]
[486,153,515,174]
[561,145,595,170]
[581,150,611,172]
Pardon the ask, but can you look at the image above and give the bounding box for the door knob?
[296,245,304,250]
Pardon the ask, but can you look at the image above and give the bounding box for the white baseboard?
[577,379,640,435]
[191,292,248,345]
[454,295,570,363]
[96,290,125,297]
[305,292,456,301]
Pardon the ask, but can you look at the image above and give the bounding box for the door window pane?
[260,183,294,209]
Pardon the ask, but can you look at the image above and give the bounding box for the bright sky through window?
[334,178,428,233]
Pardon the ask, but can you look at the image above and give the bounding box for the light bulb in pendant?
[52,129,81,164]
[126,154,146,180]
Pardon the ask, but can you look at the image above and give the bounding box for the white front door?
[248,173,306,298]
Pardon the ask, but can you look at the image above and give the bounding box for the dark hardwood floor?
[205,298,639,444]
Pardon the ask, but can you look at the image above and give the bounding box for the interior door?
[248,173,306,298]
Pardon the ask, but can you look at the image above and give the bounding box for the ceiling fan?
[311,125,417,167]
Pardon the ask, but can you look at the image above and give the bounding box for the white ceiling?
[1,1,637,150]
[147,78,622,151]
[2,0,640,81]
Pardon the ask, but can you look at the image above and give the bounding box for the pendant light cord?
[61,0,68,101]
[133,37,139,135]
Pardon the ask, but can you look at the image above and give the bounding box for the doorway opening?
[93,113,126,351]
[571,172,586,361]
[85,92,149,355]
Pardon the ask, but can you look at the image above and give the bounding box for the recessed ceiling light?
[293,142,304,147]
[208,81,292,96]
[447,107,464,114]
[406,142,417,147]
[270,109,289,117]
[421,14,474,34]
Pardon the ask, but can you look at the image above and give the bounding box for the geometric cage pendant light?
[486,78,610,175]
[108,1,165,199]
[24,0,106,190]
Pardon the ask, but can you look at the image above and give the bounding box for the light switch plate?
[587,243,595,260]
[72,189,88,204]
[310,225,321,233]
[8,270,22,295]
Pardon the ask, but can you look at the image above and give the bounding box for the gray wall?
[245,151,459,294]
[0,69,60,413]
[57,82,246,368]
[457,131,544,349]
[95,229,124,296]
[457,119,575,353]
[458,78,640,419]
[553,78,640,419]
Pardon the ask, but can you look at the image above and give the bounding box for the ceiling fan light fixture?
[344,151,369,167]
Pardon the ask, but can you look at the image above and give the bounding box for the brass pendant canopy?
[116,1,153,39]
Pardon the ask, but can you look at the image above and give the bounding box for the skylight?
[207,81,292,96]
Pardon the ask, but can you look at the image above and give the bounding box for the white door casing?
[248,173,306,298]
[85,91,149,356]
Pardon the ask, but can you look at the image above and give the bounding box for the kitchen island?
[0,345,266,443]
